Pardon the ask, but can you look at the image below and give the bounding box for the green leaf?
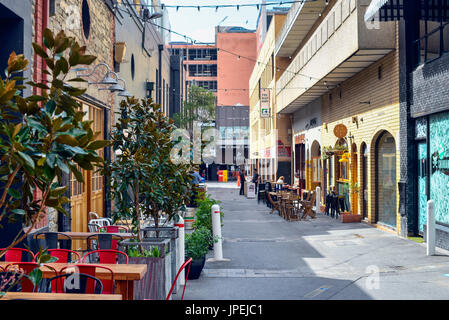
[32,43,48,59]
[11,209,26,215]
[49,186,68,197]
[55,135,79,147]
[28,268,42,288]
[17,151,35,170]
[86,140,110,150]
[43,28,55,49]
[7,188,21,199]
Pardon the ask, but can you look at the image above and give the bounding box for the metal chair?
[166,258,192,300]
[46,273,103,294]
[0,248,35,262]
[48,249,81,263]
[257,182,266,204]
[32,232,72,250]
[59,264,115,294]
[82,249,129,264]
[5,262,58,292]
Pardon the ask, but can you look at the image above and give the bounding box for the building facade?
[216,26,257,171]
[249,8,290,183]
[275,0,404,234]
[114,0,171,117]
[365,0,449,244]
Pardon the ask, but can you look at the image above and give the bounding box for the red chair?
[5,262,57,292]
[0,248,35,262]
[166,258,192,300]
[47,249,81,263]
[99,225,129,233]
[82,249,129,264]
[47,273,103,294]
[59,264,114,294]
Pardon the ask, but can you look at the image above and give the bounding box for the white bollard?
[427,200,435,256]
[315,186,321,214]
[207,204,230,262]
[175,216,185,285]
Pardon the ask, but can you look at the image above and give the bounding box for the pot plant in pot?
[192,192,222,249]
[185,226,210,280]
[106,96,193,299]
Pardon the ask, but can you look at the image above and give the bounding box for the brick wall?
[321,23,402,234]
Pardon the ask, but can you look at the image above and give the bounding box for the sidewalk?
[184,184,449,300]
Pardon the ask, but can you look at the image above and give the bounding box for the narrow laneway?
[185,183,449,300]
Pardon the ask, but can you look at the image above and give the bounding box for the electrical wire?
[115,5,321,83]
[125,0,316,10]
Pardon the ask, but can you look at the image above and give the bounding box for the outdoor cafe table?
[0,262,147,300]
[1,292,122,300]
[35,232,134,241]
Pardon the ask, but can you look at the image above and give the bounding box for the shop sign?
[264,147,271,158]
[277,140,291,158]
[260,89,270,118]
[333,124,348,139]
[432,143,449,175]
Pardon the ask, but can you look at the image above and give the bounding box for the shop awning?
[364,0,391,22]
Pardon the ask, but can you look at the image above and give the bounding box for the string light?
[125,1,315,10]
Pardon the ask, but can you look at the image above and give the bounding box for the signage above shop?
[432,143,449,176]
[333,124,348,139]
[260,89,270,118]
[295,134,305,144]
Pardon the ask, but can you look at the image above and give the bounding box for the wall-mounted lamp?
[115,42,127,64]
[146,81,155,99]
[77,62,119,87]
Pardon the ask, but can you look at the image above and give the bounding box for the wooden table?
[1,292,122,300]
[0,262,147,301]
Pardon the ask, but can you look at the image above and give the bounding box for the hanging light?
[99,72,119,85]
[117,78,132,97]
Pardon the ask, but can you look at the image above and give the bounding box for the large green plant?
[192,192,222,247]
[0,29,107,291]
[185,226,210,260]
[107,97,193,245]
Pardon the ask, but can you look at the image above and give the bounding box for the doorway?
[376,131,397,228]
[361,143,368,219]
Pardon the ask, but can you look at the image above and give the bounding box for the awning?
[364,0,390,22]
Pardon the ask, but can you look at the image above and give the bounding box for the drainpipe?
[158,44,163,104]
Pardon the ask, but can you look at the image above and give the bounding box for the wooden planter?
[340,213,362,223]
[118,238,171,300]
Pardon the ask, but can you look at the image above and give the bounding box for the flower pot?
[186,256,205,280]
[118,238,171,300]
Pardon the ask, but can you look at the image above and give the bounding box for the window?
[131,54,135,80]
[378,65,382,80]
[82,0,91,40]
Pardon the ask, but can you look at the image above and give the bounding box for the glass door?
[417,141,427,234]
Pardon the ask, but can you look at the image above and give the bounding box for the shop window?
[131,54,135,80]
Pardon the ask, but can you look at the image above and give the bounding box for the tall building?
[216,26,257,172]
[167,42,218,93]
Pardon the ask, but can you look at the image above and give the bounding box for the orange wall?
[217,32,257,107]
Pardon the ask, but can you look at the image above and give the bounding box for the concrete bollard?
[427,200,435,256]
[207,204,230,262]
[315,186,321,213]
[174,215,185,286]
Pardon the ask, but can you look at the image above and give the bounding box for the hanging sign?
[260,89,270,118]
[333,124,348,139]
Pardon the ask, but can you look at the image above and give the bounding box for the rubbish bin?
[223,170,228,182]
[218,170,223,182]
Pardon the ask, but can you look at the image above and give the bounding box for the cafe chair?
[88,223,100,232]
[86,233,125,251]
[88,211,100,222]
[99,225,129,233]
[46,272,103,294]
[47,249,81,263]
[59,264,114,294]
[89,218,112,228]
[166,258,192,300]
[0,248,35,262]
[5,262,58,292]
[82,249,129,265]
[32,232,72,250]
[0,271,33,292]
[257,183,266,204]
[267,192,280,215]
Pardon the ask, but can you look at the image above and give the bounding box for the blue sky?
[160,0,291,43]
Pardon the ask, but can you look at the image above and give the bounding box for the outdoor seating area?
[262,181,317,221]
[0,212,193,300]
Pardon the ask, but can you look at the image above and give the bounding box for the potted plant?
[192,192,222,249]
[107,96,193,299]
[185,226,210,279]
[0,29,106,295]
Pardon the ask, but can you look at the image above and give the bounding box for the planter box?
[118,238,172,300]
[141,226,179,295]
[340,214,362,223]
